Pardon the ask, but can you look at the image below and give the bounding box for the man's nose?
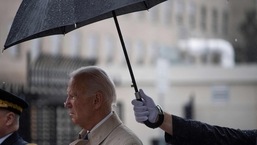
[64,99,72,108]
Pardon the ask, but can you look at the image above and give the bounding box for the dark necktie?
[69,131,90,145]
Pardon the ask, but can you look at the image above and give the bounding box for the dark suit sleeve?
[164,115,257,145]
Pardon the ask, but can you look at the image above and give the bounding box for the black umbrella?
[4,0,166,127]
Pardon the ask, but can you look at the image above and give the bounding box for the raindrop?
[235,38,237,42]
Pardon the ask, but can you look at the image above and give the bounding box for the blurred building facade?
[0,0,257,145]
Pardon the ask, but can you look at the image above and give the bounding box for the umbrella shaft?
[112,11,138,93]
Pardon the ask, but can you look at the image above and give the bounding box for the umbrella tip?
[1,48,5,53]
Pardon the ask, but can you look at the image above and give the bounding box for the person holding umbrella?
[132,89,257,145]
[64,66,143,145]
[0,89,30,145]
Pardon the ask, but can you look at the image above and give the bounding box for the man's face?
[65,78,95,129]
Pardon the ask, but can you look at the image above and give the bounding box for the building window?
[163,0,173,26]
[136,11,146,21]
[188,1,197,30]
[211,51,221,65]
[86,34,98,60]
[70,31,81,58]
[222,11,229,35]
[30,39,41,62]
[212,8,218,34]
[8,44,21,58]
[149,42,159,65]
[149,6,160,24]
[103,34,115,65]
[6,24,21,58]
[200,5,207,32]
[133,40,145,65]
[175,0,185,26]
[50,35,62,56]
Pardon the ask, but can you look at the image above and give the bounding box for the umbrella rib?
[112,11,138,93]
[143,1,149,9]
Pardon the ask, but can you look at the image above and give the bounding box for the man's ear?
[6,112,15,126]
[93,91,103,109]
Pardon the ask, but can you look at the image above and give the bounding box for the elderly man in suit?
[0,89,29,145]
[64,66,142,145]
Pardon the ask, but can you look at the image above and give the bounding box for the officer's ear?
[5,111,16,126]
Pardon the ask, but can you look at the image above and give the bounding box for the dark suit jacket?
[1,132,28,145]
[165,115,257,145]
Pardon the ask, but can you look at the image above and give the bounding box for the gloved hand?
[131,89,158,123]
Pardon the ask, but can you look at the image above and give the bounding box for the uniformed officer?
[0,89,30,145]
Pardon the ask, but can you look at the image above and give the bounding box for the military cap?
[0,89,28,115]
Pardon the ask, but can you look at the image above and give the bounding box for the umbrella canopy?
[4,0,166,49]
[4,0,167,128]
[4,0,166,93]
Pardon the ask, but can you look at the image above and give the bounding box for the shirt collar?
[79,112,113,140]
[0,133,12,144]
[90,111,113,133]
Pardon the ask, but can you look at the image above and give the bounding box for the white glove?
[131,89,158,123]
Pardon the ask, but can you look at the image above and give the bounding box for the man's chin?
[71,118,78,124]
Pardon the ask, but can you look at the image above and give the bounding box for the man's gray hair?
[69,66,117,105]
